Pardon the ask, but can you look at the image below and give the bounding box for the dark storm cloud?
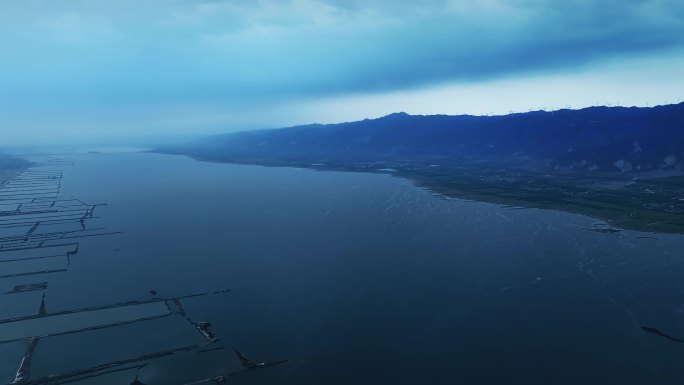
[0,0,682,143]
[1,0,682,102]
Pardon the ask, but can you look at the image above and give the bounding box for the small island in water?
[159,102,684,234]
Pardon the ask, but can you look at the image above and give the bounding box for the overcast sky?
[1,0,683,145]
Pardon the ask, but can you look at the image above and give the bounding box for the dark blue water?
[2,151,684,384]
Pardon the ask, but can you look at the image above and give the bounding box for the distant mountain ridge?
[172,103,684,173]
[159,103,684,233]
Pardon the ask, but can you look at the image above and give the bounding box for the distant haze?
[1,1,683,146]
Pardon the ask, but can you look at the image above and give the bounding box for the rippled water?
[2,151,684,384]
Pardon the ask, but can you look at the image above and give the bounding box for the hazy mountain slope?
[158,103,684,233]
[166,103,684,173]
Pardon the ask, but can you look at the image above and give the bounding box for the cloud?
[0,0,683,144]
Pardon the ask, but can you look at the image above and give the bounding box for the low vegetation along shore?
[162,155,684,234]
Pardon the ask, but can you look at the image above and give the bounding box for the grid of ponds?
[1,159,232,385]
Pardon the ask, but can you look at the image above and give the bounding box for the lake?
[1,151,684,384]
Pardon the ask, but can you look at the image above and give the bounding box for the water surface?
[3,152,684,384]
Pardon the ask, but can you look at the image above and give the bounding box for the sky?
[1,0,683,145]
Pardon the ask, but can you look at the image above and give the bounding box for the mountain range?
[168,103,684,174]
[159,102,684,233]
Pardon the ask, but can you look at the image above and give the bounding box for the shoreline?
[157,151,684,235]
